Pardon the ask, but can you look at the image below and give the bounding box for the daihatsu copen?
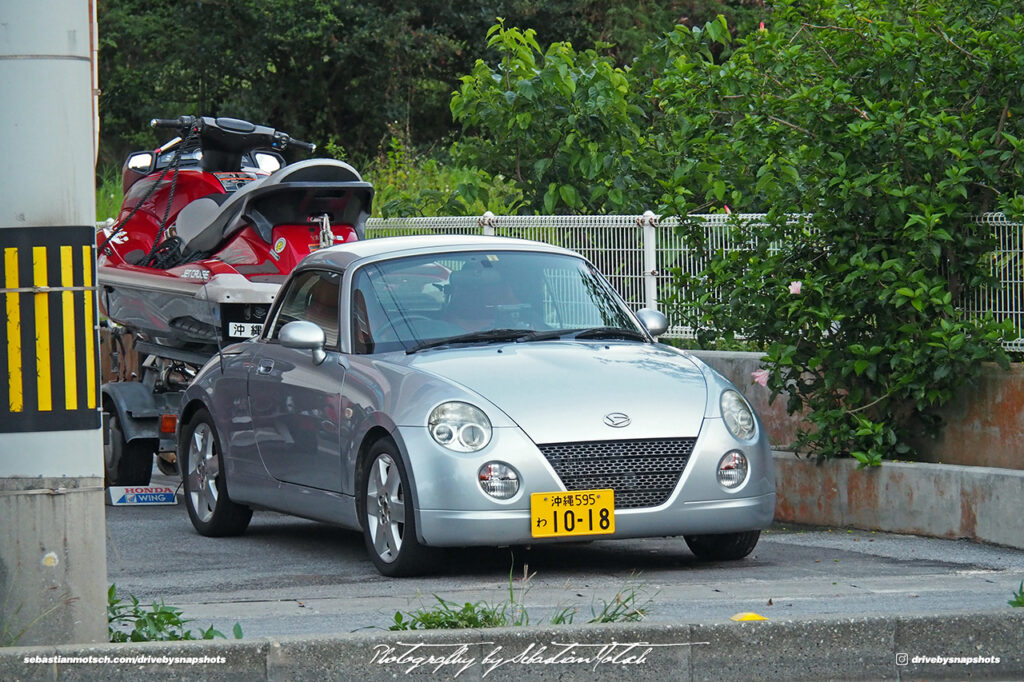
[178,235,775,576]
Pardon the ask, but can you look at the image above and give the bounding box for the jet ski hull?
[98,263,279,349]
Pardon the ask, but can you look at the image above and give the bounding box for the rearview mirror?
[280,320,327,365]
[254,151,283,173]
[126,152,154,173]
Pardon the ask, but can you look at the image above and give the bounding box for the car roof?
[298,234,581,272]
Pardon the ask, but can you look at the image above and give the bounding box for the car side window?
[268,270,342,349]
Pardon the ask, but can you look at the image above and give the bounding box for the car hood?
[404,341,708,444]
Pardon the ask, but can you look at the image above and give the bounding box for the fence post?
[640,210,659,310]
[479,211,496,237]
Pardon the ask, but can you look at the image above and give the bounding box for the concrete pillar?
[0,0,107,645]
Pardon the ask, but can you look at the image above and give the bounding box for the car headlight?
[720,389,756,440]
[428,401,492,452]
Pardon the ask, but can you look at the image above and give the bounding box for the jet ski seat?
[173,158,365,255]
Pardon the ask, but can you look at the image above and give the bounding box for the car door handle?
[257,358,275,375]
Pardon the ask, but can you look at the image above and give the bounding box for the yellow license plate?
[530,489,615,538]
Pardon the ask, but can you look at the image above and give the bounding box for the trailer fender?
[101,382,161,443]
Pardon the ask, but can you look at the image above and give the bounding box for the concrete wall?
[772,452,1024,549]
[692,351,1024,470]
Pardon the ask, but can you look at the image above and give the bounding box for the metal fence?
[366,212,1024,352]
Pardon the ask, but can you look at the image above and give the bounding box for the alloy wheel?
[187,422,220,524]
[365,453,406,563]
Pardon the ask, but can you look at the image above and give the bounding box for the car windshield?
[350,250,644,354]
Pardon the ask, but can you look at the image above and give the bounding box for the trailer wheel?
[103,402,154,487]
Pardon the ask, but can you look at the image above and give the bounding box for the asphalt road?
[105,473,1024,640]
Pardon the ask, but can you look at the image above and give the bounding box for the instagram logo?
[895,653,909,666]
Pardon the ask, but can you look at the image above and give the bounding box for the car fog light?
[428,401,492,452]
[478,462,520,499]
[717,450,749,489]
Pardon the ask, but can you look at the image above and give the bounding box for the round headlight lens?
[428,402,492,452]
[717,450,749,489]
[721,390,756,440]
[478,462,520,499]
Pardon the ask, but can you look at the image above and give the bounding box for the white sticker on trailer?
[227,322,263,338]
[108,486,177,506]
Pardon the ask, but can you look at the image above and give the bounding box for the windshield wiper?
[571,327,647,341]
[515,328,583,342]
[515,327,648,343]
[406,328,533,354]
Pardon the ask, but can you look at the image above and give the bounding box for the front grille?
[537,438,696,509]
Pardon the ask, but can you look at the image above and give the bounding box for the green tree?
[97,0,763,168]
[451,21,650,214]
[662,0,1023,464]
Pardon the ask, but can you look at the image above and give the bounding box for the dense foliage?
[661,1,1023,464]
[97,0,761,167]
[97,0,1023,463]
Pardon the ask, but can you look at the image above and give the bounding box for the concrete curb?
[773,452,1024,550]
[2,612,1022,681]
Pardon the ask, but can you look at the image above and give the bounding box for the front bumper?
[397,416,776,548]
[418,492,776,546]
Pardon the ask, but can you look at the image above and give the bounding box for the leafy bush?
[664,1,1021,463]
[451,21,651,214]
[357,136,525,218]
[390,595,518,631]
[107,584,242,642]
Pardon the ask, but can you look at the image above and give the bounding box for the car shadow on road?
[240,515,768,580]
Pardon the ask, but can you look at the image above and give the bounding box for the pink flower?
[759,21,766,31]
[788,280,802,295]
[723,204,732,214]
[751,369,770,387]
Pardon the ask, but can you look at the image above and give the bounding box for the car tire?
[684,530,761,561]
[103,402,153,487]
[359,439,434,577]
[181,408,252,537]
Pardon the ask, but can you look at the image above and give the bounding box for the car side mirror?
[636,309,668,337]
[280,320,327,365]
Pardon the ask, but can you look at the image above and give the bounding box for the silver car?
[178,235,775,576]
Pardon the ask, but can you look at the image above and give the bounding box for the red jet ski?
[98,115,372,356]
[96,116,372,486]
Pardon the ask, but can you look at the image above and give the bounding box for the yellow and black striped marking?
[1,226,100,432]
